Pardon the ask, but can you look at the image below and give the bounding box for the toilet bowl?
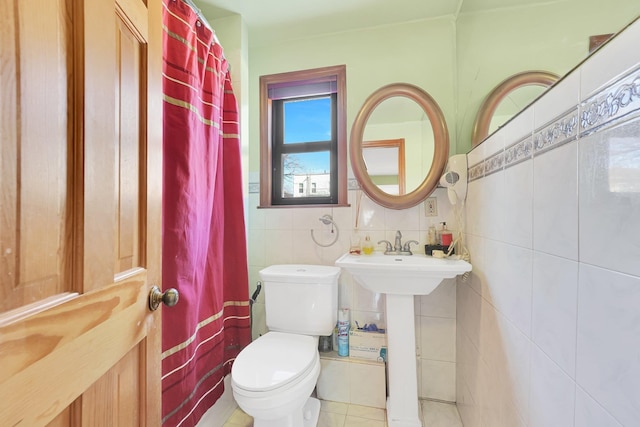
[231,332,321,427]
[230,264,340,427]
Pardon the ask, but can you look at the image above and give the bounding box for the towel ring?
[310,214,339,247]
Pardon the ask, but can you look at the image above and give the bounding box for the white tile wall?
[317,356,350,403]
[576,264,640,426]
[574,386,624,427]
[531,252,578,377]
[458,18,640,427]
[317,354,387,409]
[578,118,640,277]
[529,347,576,427]
[532,140,579,260]
[533,71,580,129]
[419,316,455,361]
[503,160,533,248]
[482,168,506,241]
[501,104,534,143]
[420,359,456,402]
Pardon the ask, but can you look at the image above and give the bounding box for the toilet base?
[303,397,321,427]
[253,397,321,427]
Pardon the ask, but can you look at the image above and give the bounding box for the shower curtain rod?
[181,0,220,44]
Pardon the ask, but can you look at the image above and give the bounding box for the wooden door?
[0,0,163,425]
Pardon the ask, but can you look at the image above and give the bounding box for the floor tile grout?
[223,399,463,427]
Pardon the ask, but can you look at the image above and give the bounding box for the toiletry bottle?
[437,222,445,245]
[349,231,361,255]
[337,308,350,357]
[441,222,453,246]
[427,223,437,245]
[362,233,374,255]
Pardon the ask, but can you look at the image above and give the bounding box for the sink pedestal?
[386,293,422,427]
[335,252,472,427]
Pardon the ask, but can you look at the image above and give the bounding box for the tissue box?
[349,330,387,361]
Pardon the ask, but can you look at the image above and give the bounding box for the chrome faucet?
[378,231,418,255]
[394,230,403,252]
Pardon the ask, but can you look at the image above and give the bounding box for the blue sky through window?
[284,97,331,143]
[283,97,331,174]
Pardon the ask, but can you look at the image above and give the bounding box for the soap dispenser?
[362,233,374,255]
[441,222,453,247]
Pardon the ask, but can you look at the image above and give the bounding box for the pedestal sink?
[336,252,472,427]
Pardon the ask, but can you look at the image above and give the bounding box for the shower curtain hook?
[310,214,339,247]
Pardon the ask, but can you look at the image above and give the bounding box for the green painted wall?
[456,0,639,153]
[248,17,457,173]
[210,1,638,174]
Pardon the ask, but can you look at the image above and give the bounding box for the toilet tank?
[259,264,340,336]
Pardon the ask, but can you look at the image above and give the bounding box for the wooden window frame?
[271,94,337,205]
[259,65,347,208]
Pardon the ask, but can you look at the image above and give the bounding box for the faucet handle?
[403,240,419,254]
[378,240,393,253]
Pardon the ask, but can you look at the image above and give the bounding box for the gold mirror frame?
[471,71,559,147]
[350,83,449,209]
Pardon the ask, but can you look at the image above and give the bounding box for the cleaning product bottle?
[337,308,350,357]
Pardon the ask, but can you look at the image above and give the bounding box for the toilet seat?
[232,332,318,393]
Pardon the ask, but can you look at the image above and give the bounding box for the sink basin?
[336,252,472,295]
[336,251,472,427]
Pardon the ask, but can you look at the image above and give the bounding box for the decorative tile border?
[468,63,640,180]
[484,150,505,176]
[580,67,640,136]
[348,178,361,190]
[533,107,579,155]
[504,135,533,167]
[468,161,485,182]
[248,182,260,193]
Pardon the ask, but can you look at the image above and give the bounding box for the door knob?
[148,286,179,311]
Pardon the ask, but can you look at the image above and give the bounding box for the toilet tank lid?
[259,264,340,284]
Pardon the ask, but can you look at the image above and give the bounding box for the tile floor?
[223,399,463,427]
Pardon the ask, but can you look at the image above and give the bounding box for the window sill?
[257,203,351,209]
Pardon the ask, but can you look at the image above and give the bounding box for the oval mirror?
[471,71,559,147]
[350,83,449,209]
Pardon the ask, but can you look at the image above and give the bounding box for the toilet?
[231,264,340,427]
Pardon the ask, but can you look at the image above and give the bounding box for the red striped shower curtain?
[161,1,251,425]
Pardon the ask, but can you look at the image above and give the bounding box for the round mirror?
[350,83,449,209]
[471,71,559,147]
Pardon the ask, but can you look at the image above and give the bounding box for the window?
[260,65,347,207]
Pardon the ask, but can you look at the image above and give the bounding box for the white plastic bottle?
[427,223,437,245]
[337,308,350,357]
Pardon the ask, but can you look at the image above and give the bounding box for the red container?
[441,232,453,246]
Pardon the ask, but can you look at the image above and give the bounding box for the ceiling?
[196,0,560,46]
